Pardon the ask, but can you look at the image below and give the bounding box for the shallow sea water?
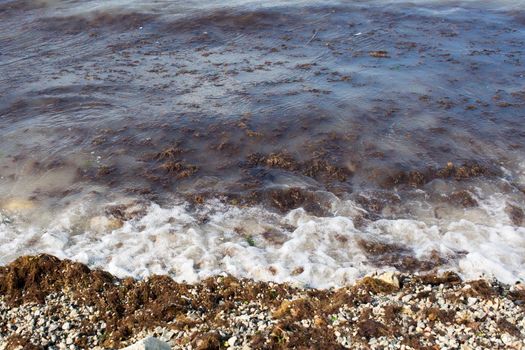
[0,0,524,287]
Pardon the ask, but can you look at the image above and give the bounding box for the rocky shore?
[0,255,524,349]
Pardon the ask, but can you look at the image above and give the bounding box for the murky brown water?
[1,0,524,287]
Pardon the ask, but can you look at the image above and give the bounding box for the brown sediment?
[0,255,524,349]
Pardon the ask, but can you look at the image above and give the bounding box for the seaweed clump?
[357,239,445,273]
[384,161,498,188]
[245,152,352,182]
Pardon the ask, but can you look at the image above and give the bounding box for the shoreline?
[1,255,524,349]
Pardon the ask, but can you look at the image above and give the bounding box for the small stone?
[501,334,512,345]
[402,294,412,303]
[121,336,171,350]
[376,271,400,289]
[228,336,237,347]
[162,329,175,340]
[514,283,525,291]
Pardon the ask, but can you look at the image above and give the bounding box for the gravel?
[1,256,524,349]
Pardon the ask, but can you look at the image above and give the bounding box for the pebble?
[228,336,237,346]
[0,273,524,350]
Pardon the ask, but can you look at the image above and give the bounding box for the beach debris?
[369,50,389,58]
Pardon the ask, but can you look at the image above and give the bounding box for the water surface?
[1,0,524,287]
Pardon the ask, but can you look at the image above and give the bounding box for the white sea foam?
[1,191,524,288]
